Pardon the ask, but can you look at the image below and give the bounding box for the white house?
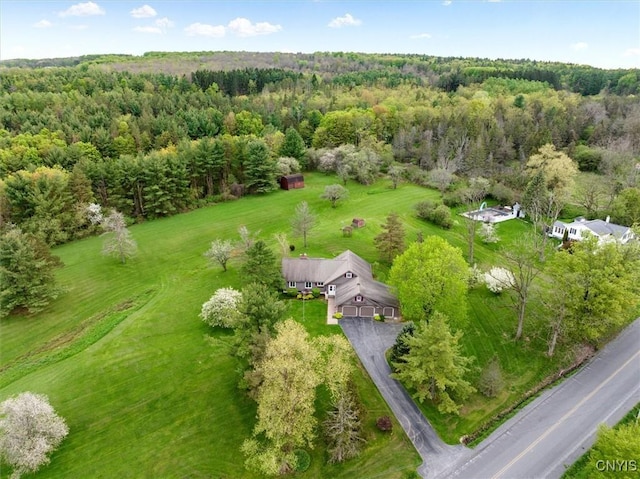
[550,217,635,244]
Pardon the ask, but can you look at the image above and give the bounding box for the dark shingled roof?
[282,250,397,308]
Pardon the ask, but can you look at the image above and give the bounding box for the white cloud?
[185,22,226,37]
[442,1,452,6]
[155,17,174,29]
[33,19,53,28]
[410,33,432,39]
[623,47,640,57]
[571,42,589,51]
[130,5,157,18]
[487,0,502,3]
[135,17,173,33]
[134,26,161,34]
[70,24,89,30]
[59,2,105,17]
[328,13,362,28]
[227,17,282,37]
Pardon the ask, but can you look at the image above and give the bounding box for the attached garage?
[342,306,358,317]
[383,307,395,318]
[359,306,375,317]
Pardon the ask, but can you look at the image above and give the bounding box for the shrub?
[293,449,311,472]
[333,312,343,319]
[286,287,299,297]
[478,356,504,398]
[442,189,467,207]
[574,144,602,172]
[376,416,393,432]
[468,264,484,288]
[289,244,296,252]
[415,201,453,229]
[311,287,321,298]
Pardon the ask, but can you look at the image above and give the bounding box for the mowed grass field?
[1,173,567,477]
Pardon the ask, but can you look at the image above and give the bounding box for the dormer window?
[345,272,353,278]
[355,295,363,302]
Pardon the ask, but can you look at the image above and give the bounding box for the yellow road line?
[491,350,640,479]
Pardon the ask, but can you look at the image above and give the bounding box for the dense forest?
[1,51,639,246]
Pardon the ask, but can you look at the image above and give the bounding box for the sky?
[1,1,639,69]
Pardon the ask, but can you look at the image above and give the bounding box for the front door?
[328,285,336,296]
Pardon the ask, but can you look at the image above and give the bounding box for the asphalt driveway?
[340,318,469,478]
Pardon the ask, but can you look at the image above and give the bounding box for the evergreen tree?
[392,312,475,415]
[279,127,306,162]
[374,212,406,263]
[0,227,61,318]
[245,140,277,194]
[242,240,284,291]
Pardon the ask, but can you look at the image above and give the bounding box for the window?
[288,281,296,288]
[570,228,577,235]
[345,272,353,278]
[316,282,324,287]
[355,295,363,302]
[305,281,313,289]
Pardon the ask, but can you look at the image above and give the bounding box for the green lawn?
[0,173,575,477]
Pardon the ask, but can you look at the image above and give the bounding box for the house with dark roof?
[282,250,399,319]
[550,216,635,244]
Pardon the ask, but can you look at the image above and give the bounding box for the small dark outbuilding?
[352,218,366,228]
[280,174,305,190]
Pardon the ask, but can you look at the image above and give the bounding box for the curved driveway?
[340,318,468,478]
[341,318,640,479]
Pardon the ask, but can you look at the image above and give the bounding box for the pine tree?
[242,240,284,291]
[245,140,277,194]
[0,227,61,318]
[279,127,306,162]
[374,212,405,263]
[392,312,475,414]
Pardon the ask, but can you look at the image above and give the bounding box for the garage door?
[342,306,358,317]
[383,307,395,318]
[359,306,375,317]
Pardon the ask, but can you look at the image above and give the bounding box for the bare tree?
[101,211,137,264]
[0,392,69,479]
[463,177,490,264]
[291,201,316,248]
[204,239,234,272]
[273,232,290,259]
[501,235,542,341]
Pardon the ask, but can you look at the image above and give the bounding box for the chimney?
[605,215,610,223]
[300,253,308,260]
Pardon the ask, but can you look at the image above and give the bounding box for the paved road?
[443,318,640,479]
[342,317,640,479]
[340,318,468,478]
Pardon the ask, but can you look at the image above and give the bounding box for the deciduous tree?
[200,287,242,328]
[291,201,315,249]
[243,319,320,475]
[0,392,69,479]
[389,237,468,325]
[204,238,234,272]
[321,184,349,208]
[101,210,137,264]
[463,177,490,263]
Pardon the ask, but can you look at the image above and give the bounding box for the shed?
[352,218,366,228]
[280,174,305,190]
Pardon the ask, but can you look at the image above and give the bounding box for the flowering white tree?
[478,223,500,243]
[200,287,243,328]
[86,203,103,225]
[484,267,515,294]
[204,239,234,272]
[0,392,69,479]
[101,211,137,264]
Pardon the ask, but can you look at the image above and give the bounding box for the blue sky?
[1,1,639,68]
